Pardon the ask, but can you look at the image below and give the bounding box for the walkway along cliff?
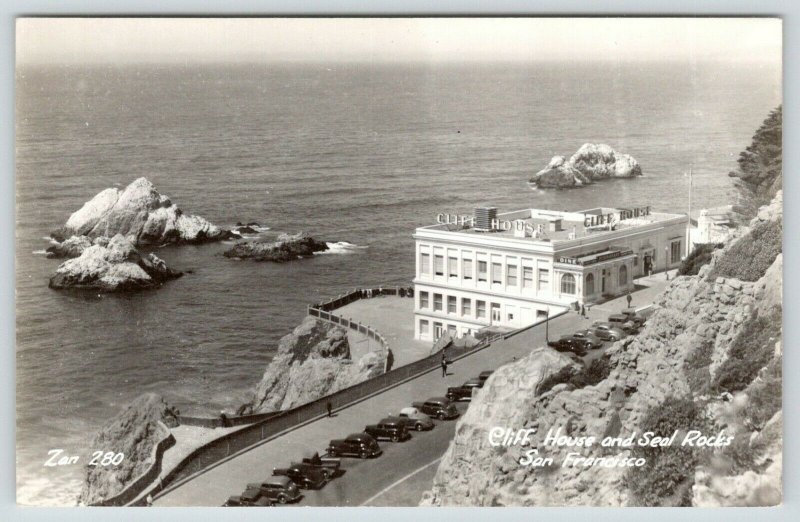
[422,192,783,507]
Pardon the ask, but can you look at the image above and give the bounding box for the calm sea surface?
[15,61,781,505]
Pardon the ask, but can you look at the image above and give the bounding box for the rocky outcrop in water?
[46,235,99,259]
[223,232,328,262]
[50,177,234,246]
[247,316,385,413]
[49,234,182,292]
[79,393,178,506]
[422,193,782,507]
[530,144,642,188]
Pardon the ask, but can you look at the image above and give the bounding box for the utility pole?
[545,306,550,343]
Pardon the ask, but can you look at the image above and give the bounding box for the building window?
[585,273,595,295]
[463,258,473,280]
[419,291,429,309]
[476,300,487,319]
[447,324,458,337]
[508,312,514,321]
[670,240,682,264]
[448,256,458,278]
[462,298,472,316]
[538,268,550,291]
[619,265,628,286]
[433,293,443,312]
[477,261,488,282]
[447,295,457,314]
[561,273,576,295]
[419,319,429,336]
[420,253,430,276]
[434,255,444,276]
[434,322,443,340]
[492,263,502,284]
[523,266,534,288]
[507,264,518,286]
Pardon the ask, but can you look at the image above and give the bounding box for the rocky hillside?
[49,234,182,292]
[530,144,642,188]
[422,193,782,507]
[51,177,234,247]
[79,393,178,506]
[246,316,386,413]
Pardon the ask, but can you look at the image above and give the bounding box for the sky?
[16,17,782,64]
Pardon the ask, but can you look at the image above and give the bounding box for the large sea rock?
[49,234,182,292]
[530,144,642,188]
[79,393,178,506]
[422,193,782,507]
[223,232,328,262]
[247,316,385,413]
[51,177,234,246]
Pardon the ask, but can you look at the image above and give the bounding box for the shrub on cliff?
[679,243,723,276]
[707,220,782,282]
[627,396,702,506]
[683,340,714,395]
[538,355,612,394]
[711,309,780,394]
[729,105,782,220]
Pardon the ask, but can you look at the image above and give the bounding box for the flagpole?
[688,167,693,220]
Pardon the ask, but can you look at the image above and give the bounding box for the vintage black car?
[290,451,341,479]
[364,417,412,442]
[245,477,302,504]
[446,378,483,401]
[607,314,639,333]
[478,370,494,383]
[272,465,328,489]
[620,308,647,326]
[326,432,382,459]
[547,337,589,356]
[411,397,460,420]
[223,487,273,507]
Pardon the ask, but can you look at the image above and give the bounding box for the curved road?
[155,280,665,507]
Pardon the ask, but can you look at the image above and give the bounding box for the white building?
[413,206,689,341]
[690,205,734,249]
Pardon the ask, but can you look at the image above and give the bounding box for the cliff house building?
[413,206,690,341]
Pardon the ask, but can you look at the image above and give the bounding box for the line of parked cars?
[223,368,496,507]
[548,308,647,357]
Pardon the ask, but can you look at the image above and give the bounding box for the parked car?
[395,407,435,431]
[589,322,626,341]
[446,378,484,401]
[412,397,460,420]
[478,370,494,383]
[272,465,328,489]
[563,330,604,349]
[291,451,340,479]
[620,308,647,326]
[364,417,412,442]
[223,487,273,507]
[246,476,303,504]
[607,314,638,333]
[547,337,589,357]
[326,433,382,459]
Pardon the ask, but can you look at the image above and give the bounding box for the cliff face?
[248,316,385,413]
[51,177,234,247]
[422,194,782,507]
[530,144,642,188]
[79,393,178,506]
[49,234,182,292]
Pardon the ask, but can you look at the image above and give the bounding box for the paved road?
[155,278,666,507]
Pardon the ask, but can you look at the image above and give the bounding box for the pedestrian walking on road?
[626,293,632,308]
[580,304,586,317]
[146,494,153,507]
[326,400,332,417]
[441,354,448,378]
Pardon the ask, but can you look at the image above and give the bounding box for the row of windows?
[420,252,549,290]
[419,291,489,319]
[418,319,472,340]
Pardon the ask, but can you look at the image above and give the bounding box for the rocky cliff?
[51,177,234,247]
[223,232,329,262]
[530,144,642,188]
[49,234,182,292]
[247,316,385,413]
[422,193,782,507]
[79,393,178,506]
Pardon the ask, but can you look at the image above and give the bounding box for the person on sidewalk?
[326,401,333,417]
[626,293,632,308]
[580,304,586,317]
[441,356,448,378]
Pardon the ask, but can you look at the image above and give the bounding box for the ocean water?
[15,61,781,505]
